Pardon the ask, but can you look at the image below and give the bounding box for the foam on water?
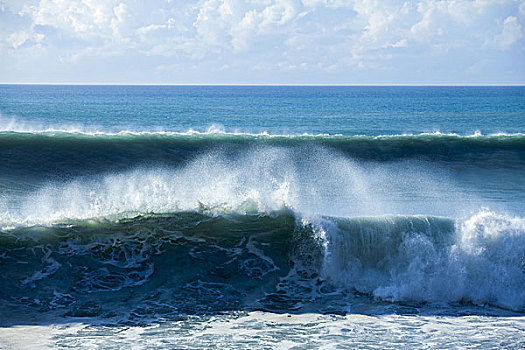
[311,210,525,311]
[2,114,525,137]
[0,114,94,134]
[1,312,523,349]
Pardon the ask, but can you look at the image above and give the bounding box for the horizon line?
[1,83,524,87]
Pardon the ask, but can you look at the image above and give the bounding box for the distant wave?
[1,128,524,167]
[1,113,524,137]
[1,128,524,139]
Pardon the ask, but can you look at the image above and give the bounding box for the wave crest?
[314,211,525,311]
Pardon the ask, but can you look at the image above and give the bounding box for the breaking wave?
[1,210,524,318]
[0,128,524,321]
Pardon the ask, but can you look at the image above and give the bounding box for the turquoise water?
[1,85,524,135]
[0,85,524,349]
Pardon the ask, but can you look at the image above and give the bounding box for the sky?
[0,0,524,85]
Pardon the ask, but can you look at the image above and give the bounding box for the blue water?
[0,85,524,349]
[1,85,524,135]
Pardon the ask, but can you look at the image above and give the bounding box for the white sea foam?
[0,114,96,134]
[313,210,525,311]
[1,312,523,349]
[1,114,524,138]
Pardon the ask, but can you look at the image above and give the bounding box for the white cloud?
[497,15,523,49]
[29,0,114,35]
[7,30,30,48]
[0,0,523,83]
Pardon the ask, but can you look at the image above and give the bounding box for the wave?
[1,131,524,185]
[1,114,523,138]
[1,119,524,317]
[2,127,525,138]
[1,210,524,316]
[1,130,523,227]
[2,141,500,228]
[313,210,525,311]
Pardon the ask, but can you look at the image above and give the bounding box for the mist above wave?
[0,145,480,227]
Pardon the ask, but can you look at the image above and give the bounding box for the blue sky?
[1,0,524,84]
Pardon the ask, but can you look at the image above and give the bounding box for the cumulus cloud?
[0,0,523,83]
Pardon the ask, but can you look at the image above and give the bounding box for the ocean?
[0,85,524,349]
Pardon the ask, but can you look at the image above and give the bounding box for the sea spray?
[315,211,525,311]
[0,143,484,227]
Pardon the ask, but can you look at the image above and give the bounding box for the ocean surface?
[0,85,524,349]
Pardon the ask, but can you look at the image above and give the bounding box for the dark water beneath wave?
[1,209,524,328]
